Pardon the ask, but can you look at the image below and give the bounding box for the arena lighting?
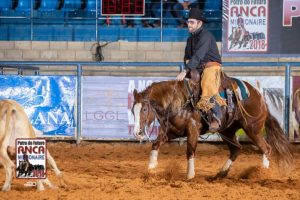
[283,0,300,26]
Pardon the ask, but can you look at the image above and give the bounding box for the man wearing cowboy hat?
[176,8,226,132]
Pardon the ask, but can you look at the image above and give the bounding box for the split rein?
[140,98,171,142]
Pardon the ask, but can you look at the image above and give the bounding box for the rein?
[142,99,158,142]
[229,81,256,125]
[221,71,256,126]
[142,82,179,141]
[218,133,242,149]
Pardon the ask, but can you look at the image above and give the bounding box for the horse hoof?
[36,183,45,191]
[148,162,157,170]
[215,170,229,179]
[205,175,217,182]
[205,170,228,182]
[187,173,195,180]
[1,185,11,192]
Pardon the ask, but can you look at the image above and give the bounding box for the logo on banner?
[225,0,268,52]
[16,139,47,179]
[283,0,300,26]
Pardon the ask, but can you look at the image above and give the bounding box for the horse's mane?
[141,80,187,113]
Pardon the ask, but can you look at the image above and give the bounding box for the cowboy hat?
[188,8,207,23]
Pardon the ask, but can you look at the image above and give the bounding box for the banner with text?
[222,0,300,56]
[82,76,285,141]
[0,76,76,137]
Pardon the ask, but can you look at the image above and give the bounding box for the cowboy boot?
[208,97,224,133]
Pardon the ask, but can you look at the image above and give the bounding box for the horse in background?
[0,99,66,191]
[292,88,300,140]
[132,73,294,180]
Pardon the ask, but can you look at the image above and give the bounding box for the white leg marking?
[262,154,270,168]
[133,103,142,136]
[36,180,45,191]
[42,178,56,189]
[2,165,14,192]
[187,158,195,179]
[47,150,62,176]
[148,150,158,169]
[1,149,14,192]
[221,159,233,171]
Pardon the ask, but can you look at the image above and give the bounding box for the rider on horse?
[176,8,226,132]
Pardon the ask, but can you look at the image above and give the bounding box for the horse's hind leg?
[36,178,56,191]
[214,126,241,180]
[244,124,272,168]
[0,145,15,191]
[46,150,66,188]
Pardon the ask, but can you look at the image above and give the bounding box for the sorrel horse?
[132,74,294,180]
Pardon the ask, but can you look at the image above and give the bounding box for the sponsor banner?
[236,76,285,127]
[16,139,47,179]
[0,76,76,136]
[291,76,300,142]
[223,0,300,56]
[224,0,268,52]
[82,76,284,141]
[82,76,172,139]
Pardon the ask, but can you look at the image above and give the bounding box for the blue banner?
[0,76,76,136]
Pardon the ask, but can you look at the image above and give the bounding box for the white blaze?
[133,103,142,135]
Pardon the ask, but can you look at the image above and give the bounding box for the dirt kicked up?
[1,142,300,200]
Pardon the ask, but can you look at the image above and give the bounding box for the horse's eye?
[143,107,147,112]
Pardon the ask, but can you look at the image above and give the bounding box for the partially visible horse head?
[132,89,156,140]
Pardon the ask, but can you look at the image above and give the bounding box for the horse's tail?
[265,109,294,173]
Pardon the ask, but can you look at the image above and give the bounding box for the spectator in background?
[151,0,178,27]
[174,0,203,27]
[142,0,155,27]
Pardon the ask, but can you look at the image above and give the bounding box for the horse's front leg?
[186,118,200,180]
[148,130,168,170]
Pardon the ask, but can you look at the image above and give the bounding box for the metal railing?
[0,1,222,42]
[0,61,299,143]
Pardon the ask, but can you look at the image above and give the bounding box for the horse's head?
[132,89,156,141]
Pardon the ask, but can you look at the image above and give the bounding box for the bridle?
[132,98,159,142]
[141,99,157,141]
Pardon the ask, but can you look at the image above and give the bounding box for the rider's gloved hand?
[176,69,187,81]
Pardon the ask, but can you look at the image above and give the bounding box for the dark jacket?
[184,26,221,72]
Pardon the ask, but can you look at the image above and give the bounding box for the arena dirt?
[1,142,300,200]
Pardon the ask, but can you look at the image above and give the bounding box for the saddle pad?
[219,78,250,101]
[232,78,250,100]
